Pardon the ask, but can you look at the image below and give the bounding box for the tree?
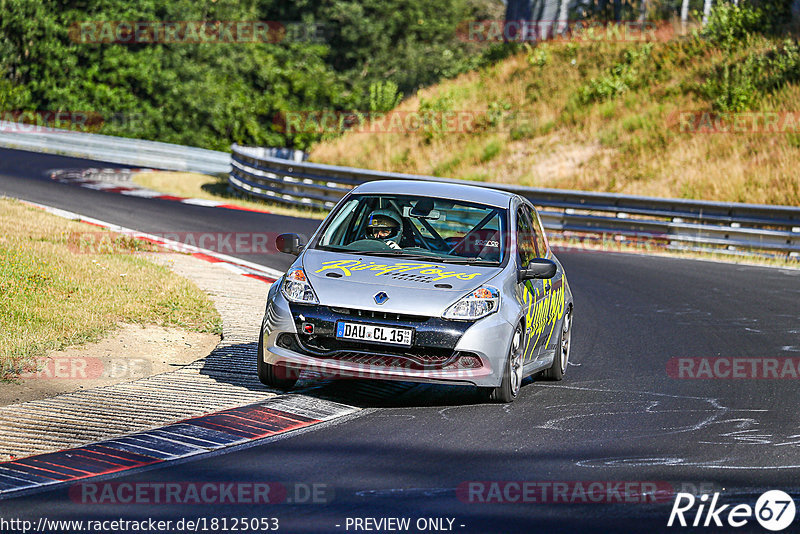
[703,0,714,25]
[681,0,690,32]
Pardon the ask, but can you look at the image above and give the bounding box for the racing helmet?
[366,209,402,241]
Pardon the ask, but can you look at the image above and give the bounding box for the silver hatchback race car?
[258,180,573,402]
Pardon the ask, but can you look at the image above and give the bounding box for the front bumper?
[261,292,513,387]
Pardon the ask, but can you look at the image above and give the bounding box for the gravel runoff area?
[0,253,295,461]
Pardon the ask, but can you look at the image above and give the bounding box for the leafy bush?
[702,57,760,111]
[526,43,549,67]
[369,81,403,112]
[0,71,30,110]
[486,99,512,127]
[480,139,502,162]
[418,91,456,143]
[702,2,765,48]
[577,44,655,104]
[509,120,536,140]
[702,39,800,111]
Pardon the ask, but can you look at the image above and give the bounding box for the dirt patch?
[0,324,219,407]
[484,138,604,187]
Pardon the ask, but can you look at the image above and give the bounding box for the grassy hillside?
[311,10,800,205]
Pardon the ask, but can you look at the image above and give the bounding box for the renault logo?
[374,291,389,305]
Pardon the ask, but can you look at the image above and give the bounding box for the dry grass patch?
[310,37,800,206]
[0,198,222,380]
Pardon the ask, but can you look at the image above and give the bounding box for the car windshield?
[315,194,507,264]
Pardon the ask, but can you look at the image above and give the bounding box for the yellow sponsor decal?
[522,285,539,359]
[543,282,565,348]
[315,259,482,282]
[522,280,565,360]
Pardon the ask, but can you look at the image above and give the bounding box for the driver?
[366,209,402,249]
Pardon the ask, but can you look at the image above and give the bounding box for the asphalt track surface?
[1,147,799,533]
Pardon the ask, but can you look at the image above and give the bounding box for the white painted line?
[181,198,226,207]
[220,263,247,275]
[119,189,163,198]
[81,183,114,190]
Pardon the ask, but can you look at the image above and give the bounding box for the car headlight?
[281,268,319,303]
[443,285,500,320]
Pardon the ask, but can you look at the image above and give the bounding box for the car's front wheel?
[484,322,524,403]
[257,328,298,391]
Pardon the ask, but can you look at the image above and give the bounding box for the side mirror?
[276,233,305,256]
[520,258,557,280]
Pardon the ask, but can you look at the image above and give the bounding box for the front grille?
[327,307,429,323]
[276,333,482,371]
[328,352,443,369]
[299,335,450,357]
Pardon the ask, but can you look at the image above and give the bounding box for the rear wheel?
[484,322,524,403]
[257,328,298,391]
[542,306,571,381]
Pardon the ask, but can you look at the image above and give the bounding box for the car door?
[527,203,566,356]
[515,204,550,364]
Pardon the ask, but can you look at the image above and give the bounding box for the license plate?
[335,321,413,346]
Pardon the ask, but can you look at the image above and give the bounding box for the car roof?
[351,180,515,209]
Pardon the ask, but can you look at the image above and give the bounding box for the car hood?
[301,249,502,315]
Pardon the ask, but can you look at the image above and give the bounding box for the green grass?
[0,198,222,380]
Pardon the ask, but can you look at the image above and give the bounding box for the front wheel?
[542,306,572,381]
[483,322,524,403]
[257,328,298,391]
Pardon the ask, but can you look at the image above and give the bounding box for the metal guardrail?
[0,122,231,174]
[5,123,793,256]
[230,144,800,256]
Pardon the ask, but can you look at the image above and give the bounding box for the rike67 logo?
[668,490,796,531]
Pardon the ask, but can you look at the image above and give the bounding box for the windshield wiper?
[437,257,499,266]
[318,247,497,265]
[316,247,437,261]
[355,251,439,261]
[360,251,499,265]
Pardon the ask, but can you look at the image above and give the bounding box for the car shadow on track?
[197,341,537,409]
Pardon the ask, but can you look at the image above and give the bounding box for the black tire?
[483,322,524,403]
[257,328,298,391]
[542,306,572,381]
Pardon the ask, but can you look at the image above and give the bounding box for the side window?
[529,207,548,256]
[516,207,538,266]
[319,198,359,246]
